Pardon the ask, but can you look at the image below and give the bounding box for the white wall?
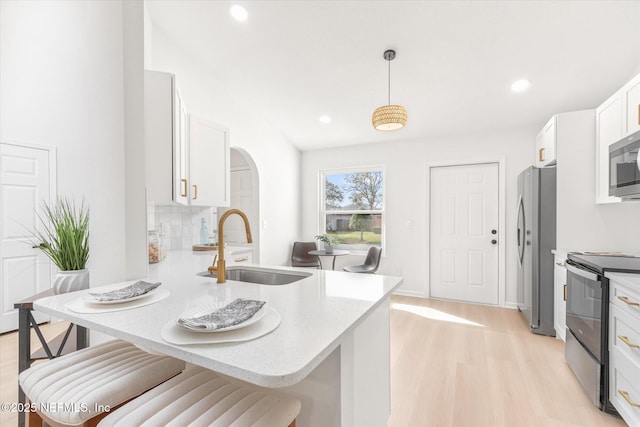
[302,127,535,305]
[148,27,301,266]
[557,110,640,252]
[1,0,145,286]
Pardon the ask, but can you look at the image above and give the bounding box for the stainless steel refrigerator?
[516,166,556,336]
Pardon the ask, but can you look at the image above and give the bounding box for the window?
[320,168,384,253]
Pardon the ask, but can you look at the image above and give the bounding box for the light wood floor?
[389,295,627,427]
[0,297,628,427]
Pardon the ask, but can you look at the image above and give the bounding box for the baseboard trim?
[392,290,425,298]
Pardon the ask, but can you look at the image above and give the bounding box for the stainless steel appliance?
[609,129,640,199]
[516,166,556,336]
[565,253,640,413]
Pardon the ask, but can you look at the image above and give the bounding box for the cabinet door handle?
[563,284,567,301]
[618,335,640,349]
[619,390,640,408]
[181,179,188,197]
[539,147,545,162]
[618,295,640,307]
[234,257,248,263]
[193,184,198,200]
[556,262,565,267]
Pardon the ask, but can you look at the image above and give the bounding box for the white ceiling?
[147,1,640,151]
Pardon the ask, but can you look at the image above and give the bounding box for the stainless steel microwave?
[609,129,640,199]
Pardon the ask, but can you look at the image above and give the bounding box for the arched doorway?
[218,148,260,263]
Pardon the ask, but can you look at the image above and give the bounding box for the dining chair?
[291,241,321,268]
[18,339,185,427]
[343,246,382,274]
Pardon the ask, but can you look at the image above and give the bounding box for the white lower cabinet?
[609,276,640,426]
[553,253,567,341]
[228,250,252,265]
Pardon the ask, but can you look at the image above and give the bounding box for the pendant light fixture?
[372,49,407,131]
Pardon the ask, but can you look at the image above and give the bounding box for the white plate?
[82,288,159,305]
[176,302,266,333]
[67,289,170,314]
[162,308,280,345]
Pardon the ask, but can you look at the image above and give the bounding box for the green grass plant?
[327,231,381,245]
[32,198,89,271]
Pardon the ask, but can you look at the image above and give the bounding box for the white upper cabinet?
[535,116,556,167]
[189,116,230,207]
[595,91,623,204]
[594,71,640,204]
[622,72,640,136]
[174,88,189,206]
[145,70,230,207]
[145,70,177,204]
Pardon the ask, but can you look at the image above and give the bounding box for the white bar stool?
[98,366,301,427]
[19,339,186,427]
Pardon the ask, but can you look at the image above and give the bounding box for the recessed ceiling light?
[511,79,530,93]
[230,5,248,22]
[319,115,332,124]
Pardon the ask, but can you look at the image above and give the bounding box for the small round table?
[308,249,350,270]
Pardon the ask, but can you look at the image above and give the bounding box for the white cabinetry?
[595,91,623,204]
[145,70,230,207]
[553,253,567,341]
[535,116,557,167]
[189,117,230,207]
[595,71,640,204]
[227,249,253,265]
[608,274,640,426]
[622,73,640,136]
[145,70,181,204]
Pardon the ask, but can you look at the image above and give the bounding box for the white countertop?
[605,271,640,288]
[34,249,403,388]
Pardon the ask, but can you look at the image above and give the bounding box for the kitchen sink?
[197,266,312,285]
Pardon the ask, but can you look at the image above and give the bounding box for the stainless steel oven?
[565,258,615,413]
[609,129,640,199]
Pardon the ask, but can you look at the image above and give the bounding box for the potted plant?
[315,234,339,253]
[32,198,90,294]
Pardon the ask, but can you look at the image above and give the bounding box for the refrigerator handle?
[516,195,524,267]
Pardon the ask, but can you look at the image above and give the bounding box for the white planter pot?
[53,269,90,294]
[324,244,334,254]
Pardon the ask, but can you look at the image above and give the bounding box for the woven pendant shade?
[372,105,407,131]
[372,49,407,131]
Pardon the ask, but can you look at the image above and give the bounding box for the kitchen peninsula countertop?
[34,249,403,388]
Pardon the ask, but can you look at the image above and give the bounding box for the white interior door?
[0,143,53,332]
[430,163,499,305]
[221,168,255,243]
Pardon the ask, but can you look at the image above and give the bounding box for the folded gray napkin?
[88,281,161,302]
[177,298,266,330]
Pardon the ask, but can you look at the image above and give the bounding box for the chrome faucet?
[208,209,253,283]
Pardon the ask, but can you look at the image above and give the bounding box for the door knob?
[491,229,497,235]
[491,239,497,245]
[526,240,531,245]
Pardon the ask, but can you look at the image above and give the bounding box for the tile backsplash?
[147,204,218,250]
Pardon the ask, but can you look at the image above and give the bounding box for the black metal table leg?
[17,307,30,427]
[77,325,89,350]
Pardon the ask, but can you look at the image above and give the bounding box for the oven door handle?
[566,262,600,282]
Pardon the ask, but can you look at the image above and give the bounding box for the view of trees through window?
[322,170,383,251]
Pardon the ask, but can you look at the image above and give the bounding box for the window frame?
[319,166,386,255]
